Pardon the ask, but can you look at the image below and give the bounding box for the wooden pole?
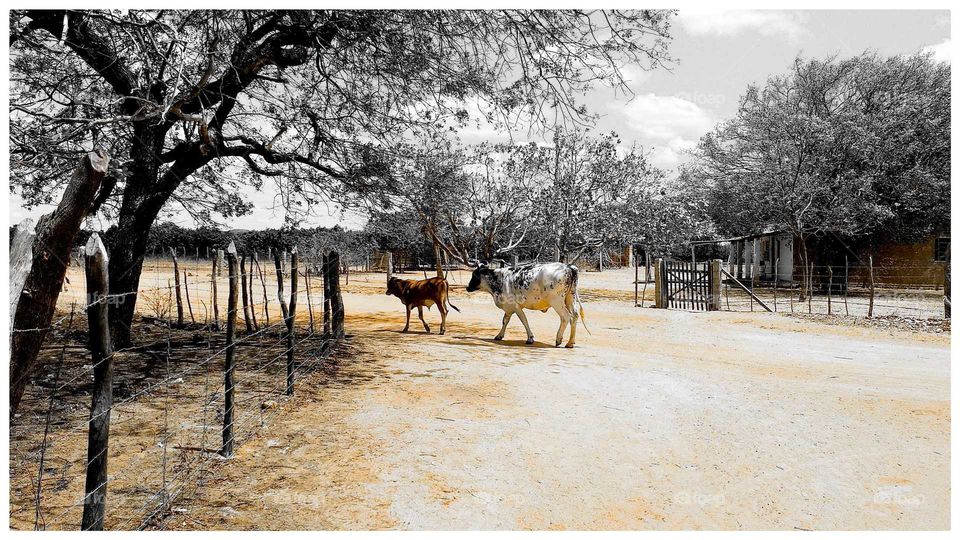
[211,250,221,331]
[305,267,316,334]
[248,256,258,332]
[868,255,875,317]
[286,248,299,395]
[255,252,270,328]
[81,234,112,531]
[328,251,345,338]
[170,247,184,327]
[709,259,722,311]
[844,256,849,316]
[323,253,332,336]
[386,252,393,282]
[221,241,238,457]
[773,257,779,312]
[808,262,813,314]
[827,266,833,315]
[634,253,639,307]
[273,250,290,328]
[240,254,253,333]
[653,258,665,308]
[183,270,196,324]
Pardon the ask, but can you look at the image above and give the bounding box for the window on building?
[934,237,950,261]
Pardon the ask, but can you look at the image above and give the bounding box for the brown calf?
[385,276,460,334]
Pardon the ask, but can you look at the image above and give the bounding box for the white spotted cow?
[466,262,587,347]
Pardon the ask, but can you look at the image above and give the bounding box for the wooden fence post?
[323,253,332,336]
[386,252,393,282]
[328,251,345,338]
[945,263,951,319]
[211,250,221,331]
[654,258,665,309]
[254,252,270,328]
[221,242,238,458]
[305,267,316,334]
[248,254,258,332]
[240,254,253,334]
[634,254,639,307]
[183,270,196,324]
[827,266,833,315]
[273,249,290,349]
[844,256,849,316]
[773,257,779,312]
[868,256,875,318]
[709,259,722,311]
[170,247,184,327]
[81,234,112,531]
[286,248,299,396]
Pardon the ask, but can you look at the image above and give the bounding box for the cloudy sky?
[9,9,951,231]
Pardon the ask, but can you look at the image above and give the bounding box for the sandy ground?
[160,268,951,531]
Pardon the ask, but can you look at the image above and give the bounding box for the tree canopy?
[688,52,950,245]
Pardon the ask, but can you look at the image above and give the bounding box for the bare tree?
[11,9,674,345]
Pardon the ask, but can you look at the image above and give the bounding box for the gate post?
[654,258,666,308]
[709,259,722,311]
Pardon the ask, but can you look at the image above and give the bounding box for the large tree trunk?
[10,150,110,418]
[106,123,171,347]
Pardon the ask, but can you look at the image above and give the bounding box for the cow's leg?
[565,293,578,348]
[514,309,535,344]
[494,311,512,340]
[551,299,572,347]
[418,306,430,333]
[402,305,411,332]
[438,301,447,335]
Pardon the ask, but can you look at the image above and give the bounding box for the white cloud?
[922,39,951,63]
[679,10,804,40]
[617,94,715,171]
[620,93,714,143]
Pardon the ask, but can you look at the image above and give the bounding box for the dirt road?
[167,269,948,530]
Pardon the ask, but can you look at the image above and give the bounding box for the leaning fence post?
[221,242,239,457]
[81,234,112,531]
[183,270,196,324]
[305,266,316,334]
[170,248,184,327]
[945,263,951,319]
[286,247,299,396]
[868,255,875,318]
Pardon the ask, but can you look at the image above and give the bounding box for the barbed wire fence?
[716,260,949,319]
[10,236,346,530]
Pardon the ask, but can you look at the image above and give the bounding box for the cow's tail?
[444,281,461,312]
[574,288,590,335]
[569,265,591,335]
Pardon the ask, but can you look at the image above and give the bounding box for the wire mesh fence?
[10,242,345,530]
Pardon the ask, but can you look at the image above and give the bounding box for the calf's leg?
[514,309,535,344]
[417,306,430,333]
[494,311,513,340]
[402,305,411,332]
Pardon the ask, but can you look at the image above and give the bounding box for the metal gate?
[663,260,713,311]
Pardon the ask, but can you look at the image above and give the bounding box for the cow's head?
[466,264,495,293]
[385,277,403,297]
